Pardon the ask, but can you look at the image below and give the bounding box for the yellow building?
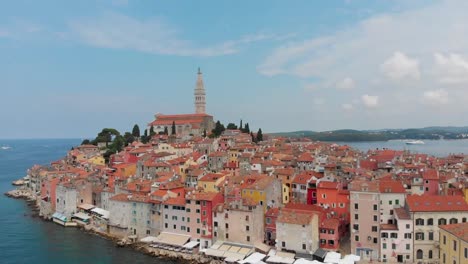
[241,176,282,210]
[197,172,227,192]
[88,155,105,166]
[439,222,468,264]
[112,163,136,178]
[463,184,468,204]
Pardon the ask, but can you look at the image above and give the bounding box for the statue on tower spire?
[194,68,206,114]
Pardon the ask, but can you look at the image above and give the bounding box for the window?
[354,203,359,210]
[428,250,432,259]
[372,226,377,232]
[282,242,286,248]
[165,214,168,219]
[373,237,378,244]
[389,200,392,205]
[392,243,396,250]
[443,235,446,244]
[214,221,218,227]
[463,217,467,223]
[247,236,250,242]
[416,232,424,240]
[390,233,398,238]
[245,215,249,221]
[165,223,168,228]
[395,199,399,205]
[381,233,388,238]
[427,218,433,225]
[302,244,306,250]
[197,228,200,234]
[322,194,326,199]
[373,204,377,211]
[226,233,229,239]
[186,208,191,212]
[374,215,378,222]
[353,224,359,231]
[173,224,176,229]
[464,247,467,258]
[406,224,410,229]
[355,214,359,220]
[439,218,447,225]
[187,217,190,223]
[428,232,434,240]
[406,244,410,250]
[225,223,229,229]
[266,217,271,224]
[453,241,457,251]
[416,249,423,260]
[450,218,458,224]
[404,233,412,239]
[416,218,424,225]
[383,243,387,249]
[355,235,359,241]
[246,226,250,231]
[197,218,200,223]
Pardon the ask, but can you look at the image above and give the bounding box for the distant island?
[271,126,468,142]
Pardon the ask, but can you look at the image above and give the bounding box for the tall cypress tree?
[171,121,176,135]
[239,119,243,131]
[244,123,250,133]
[164,127,168,135]
[132,124,140,137]
[256,128,263,142]
[149,125,155,136]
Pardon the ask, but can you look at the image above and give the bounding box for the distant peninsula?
[271,126,468,142]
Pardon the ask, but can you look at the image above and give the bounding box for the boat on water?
[1,146,11,150]
[406,140,425,145]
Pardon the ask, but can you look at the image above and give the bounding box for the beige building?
[406,195,468,263]
[275,206,321,255]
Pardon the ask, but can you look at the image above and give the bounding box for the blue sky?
[1,0,467,139]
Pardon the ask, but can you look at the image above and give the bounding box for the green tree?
[149,125,155,136]
[211,120,225,137]
[124,132,135,145]
[164,126,168,135]
[203,129,207,138]
[81,139,91,145]
[250,132,256,143]
[171,121,176,135]
[226,123,238,130]
[256,128,263,142]
[132,124,140,137]
[141,129,149,144]
[243,123,250,133]
[239,120,243,131]
[94,128,120,147]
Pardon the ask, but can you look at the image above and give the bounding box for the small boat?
[1,146,11,150]
[406,140,425,145]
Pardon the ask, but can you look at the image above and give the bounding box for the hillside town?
[9,70,468,264]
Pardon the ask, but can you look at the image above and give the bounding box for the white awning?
[206,248,225,258]
[91,207,110,219]
[343,255,360,262]
[266,256,295,264]
[140,236,158,243]
[254,243,271,253]
[72,212,91,221]
[323,252,341,264]
[294,259,324,264]
[239,252,266,264]
[183,241,200,249]
[276,252,295,259]
[154,232,191,247]
[223,252,245,262]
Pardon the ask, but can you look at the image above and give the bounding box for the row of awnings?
[205,240,255,262]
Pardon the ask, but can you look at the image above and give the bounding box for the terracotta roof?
[163,196,186,206]
[321,218,340,229]
[378,180,406,193]
[318,181,339,189]
[380,224,398,231]
[277,209,314,225]
[422,169,439,180]
[406,195,468,212]
[439,222,468,242]
[394,208,410,220]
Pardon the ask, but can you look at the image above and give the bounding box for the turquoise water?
[335,139,468,157]
[0,139,172,264]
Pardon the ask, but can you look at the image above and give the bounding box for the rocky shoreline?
[5,187,221,264]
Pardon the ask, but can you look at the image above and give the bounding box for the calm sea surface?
[335,139,468,157]
[0,139,467,263]
[0,139,176,264]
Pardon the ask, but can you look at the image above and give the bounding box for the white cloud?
[434,53,468,84]
[341,103,354,111]
[69,12,280,57]
[361,94,379,108]
[423,89,449,105]
[336,77,355,89]
[380,51,420,81]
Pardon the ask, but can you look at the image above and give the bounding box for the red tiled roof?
[406,195,468,212]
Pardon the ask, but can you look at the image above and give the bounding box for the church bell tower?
[194,68,206,114]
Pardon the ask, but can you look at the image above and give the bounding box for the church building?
[148,69,215,137]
